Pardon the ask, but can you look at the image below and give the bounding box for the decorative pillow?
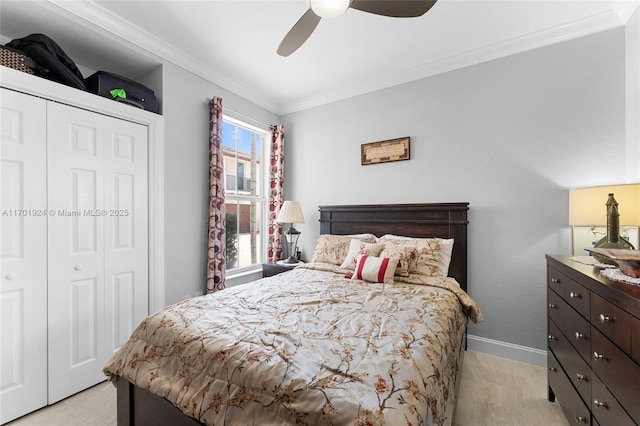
[310,234,378,266]
[339,239,385,270]
[352,254,398,284]
[379,244,417,277]
[377,235,454,277]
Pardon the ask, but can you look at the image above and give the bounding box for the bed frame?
[318,203,469,292]
[115,202,470,426]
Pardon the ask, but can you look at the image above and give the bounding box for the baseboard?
[467,334,547,367]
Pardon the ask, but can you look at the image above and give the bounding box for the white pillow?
[339,239,385,270]
[438,239,454,277]
[351,254,398,284]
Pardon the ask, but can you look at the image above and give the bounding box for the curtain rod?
[209,98,278,130]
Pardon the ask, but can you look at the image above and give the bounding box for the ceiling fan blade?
[277,9,322,57]
[350,0,437,18]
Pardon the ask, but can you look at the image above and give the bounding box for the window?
[237,163,245,191]
[222,116,268,272]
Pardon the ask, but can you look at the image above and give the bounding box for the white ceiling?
[1,1,637,115]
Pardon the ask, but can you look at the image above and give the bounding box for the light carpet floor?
[453,351,568,425]
[6,350,569,426]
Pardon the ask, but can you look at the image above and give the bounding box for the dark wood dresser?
[546,255,640,425]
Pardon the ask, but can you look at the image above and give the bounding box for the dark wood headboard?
[318,203,469,292]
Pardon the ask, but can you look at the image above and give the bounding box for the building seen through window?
[222,117,268,272]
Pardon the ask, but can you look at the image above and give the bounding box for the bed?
[104,203,482,426]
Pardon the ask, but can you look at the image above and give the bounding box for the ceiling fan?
[277,0,438,57]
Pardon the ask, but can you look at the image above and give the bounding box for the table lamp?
[276,201,305,264]
[569,184,640,260]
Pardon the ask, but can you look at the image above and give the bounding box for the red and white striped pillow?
[352,254,398,284]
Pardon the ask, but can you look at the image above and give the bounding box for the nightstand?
[262,261,300,278]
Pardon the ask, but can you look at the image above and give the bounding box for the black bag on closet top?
[84,71,158,113]
[6,33,85,90]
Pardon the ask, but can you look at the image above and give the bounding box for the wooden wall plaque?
[361,137,410,165]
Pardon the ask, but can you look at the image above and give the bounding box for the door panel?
[71,168,99,252]
[47,101,148,403]
[48,101,106,403]
[70,277,99,366]
[104,116,148,357]
[0,89,48,423]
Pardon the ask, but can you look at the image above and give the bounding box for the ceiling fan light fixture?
[308,0,350,18]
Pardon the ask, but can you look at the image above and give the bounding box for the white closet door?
[0,89,48,423]
[104,108,149,357]
[47,101,148,403]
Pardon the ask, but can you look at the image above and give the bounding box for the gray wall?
[2,2,631,357]
[281,28,627,352]
[162,62,278,304]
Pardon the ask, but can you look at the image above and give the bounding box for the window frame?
[222,114,270,275]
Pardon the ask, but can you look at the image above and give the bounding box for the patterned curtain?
[267,125,285,262]
[207,97,226,293]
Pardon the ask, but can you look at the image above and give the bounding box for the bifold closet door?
[0,89,48,423]
[47,101,149,403]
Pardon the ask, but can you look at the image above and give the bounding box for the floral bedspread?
[103,264,482,426]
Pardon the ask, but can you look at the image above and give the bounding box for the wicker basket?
[1,45,36,75]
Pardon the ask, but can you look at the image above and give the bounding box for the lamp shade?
[276,201,305,224]
[569,184,640,226]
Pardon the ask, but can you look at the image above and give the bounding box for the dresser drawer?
[548,265,590,318]
[549,289,591,364]
[631,314,640,364]
[564,279,590,319]
[591,373,635,426]
[591,327,640,421]
[547,351,591,425]
[548,288,565,328]
[591,293,631,354]
[548,320,591,405]
[548,266,567,298]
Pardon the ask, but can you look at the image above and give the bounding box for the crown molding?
[45,1,631,116]
[279,6,628,115]
[615,0,640,23]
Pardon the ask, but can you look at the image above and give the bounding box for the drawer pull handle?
[549,303,557,309]
[593,399,607,409]
[548,335,557,341]
[593,352,605,361]
[569,291,581,299]
[599,314,611,324]
[575,373,585,381]
[573,415,586,423]
[551,278,561,284]
[548,367,557,372]
[574,332,585,340]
